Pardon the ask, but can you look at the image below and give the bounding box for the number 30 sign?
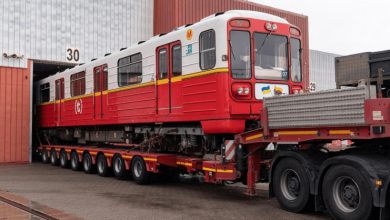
[66,47,80,62]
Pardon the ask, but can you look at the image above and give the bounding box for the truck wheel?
[50,149,59,166]
[113,155,127,179]
[322,165,373,220]
[97,154,109,177]
[42,150,49,164]
[83,152,95,174]
[273,158,311,212]
[131,157,151,185]
[71,151,80,171]
[60,150,69,168]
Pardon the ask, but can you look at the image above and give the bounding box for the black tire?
[42,150,50,164]
[50,149,59,166]
[97,154,110,177]
[272,158,311,212]
[83,152,95,174]
[131,156,151,185]
[59,150,69,168]
[113,155,128,179]
[322,165,373,220]
[71,151,81,171]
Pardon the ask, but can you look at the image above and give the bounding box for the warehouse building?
[0,0,310,163]
[0,0,153,163]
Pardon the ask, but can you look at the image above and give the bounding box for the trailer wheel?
[113,155,127,179]
[42,150,50,164]
[322,165,373,220]
[50,149,59,166]
[59,150,69,168]
[273,158,311,212]
[83,152,95,174]
[71,151,81,171]
[97,154,109,177]
[131,156,150,185]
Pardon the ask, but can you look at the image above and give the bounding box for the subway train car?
[35,10,304,155]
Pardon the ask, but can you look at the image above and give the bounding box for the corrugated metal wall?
[0,63,31,163]
[154,0,310,87]
[0,0,154,68]
[310,50,340,91]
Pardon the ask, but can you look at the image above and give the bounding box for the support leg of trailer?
[247,153,256,196]
[246,145,262,196]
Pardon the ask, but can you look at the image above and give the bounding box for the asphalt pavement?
[0,164,330,220]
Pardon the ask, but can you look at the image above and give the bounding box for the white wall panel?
[309,50,340,91]
[0,0,154,68]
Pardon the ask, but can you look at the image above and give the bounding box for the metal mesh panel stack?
[264,86,370,128]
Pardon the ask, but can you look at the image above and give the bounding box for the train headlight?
[232,83,252,99]
[265,22,278,31]
[244,87,250,95]
[237,87,244,95]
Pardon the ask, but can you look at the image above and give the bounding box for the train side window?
[94,68,101,92]
[199,29,216,70]
[172,45,182,76]
[102,65,108,90]
[40,83,50,103]
[70,71,86,97]
[118,53,142,87]
[158,49,168,79]
[55,79,64,100]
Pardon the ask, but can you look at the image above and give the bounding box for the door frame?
[93,64,108,119]
[156,41,181,115]
[54,78,64,125]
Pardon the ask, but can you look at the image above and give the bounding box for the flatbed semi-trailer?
[38,85,390,220]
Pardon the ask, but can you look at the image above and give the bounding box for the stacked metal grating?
[264,86,371,128]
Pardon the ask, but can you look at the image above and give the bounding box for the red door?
[54,78,64,126]
[169,42,182,114]
[156,45,170,115]
[94,65,108,119]
[156,42,182,115]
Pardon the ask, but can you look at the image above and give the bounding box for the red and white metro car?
[35,10,304,154]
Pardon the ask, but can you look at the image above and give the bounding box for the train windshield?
[254,33,288,80]
[230,30,251,79]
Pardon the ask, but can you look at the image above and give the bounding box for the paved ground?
[0,164,330,220]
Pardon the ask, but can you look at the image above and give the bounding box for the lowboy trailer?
[38,84,390,220]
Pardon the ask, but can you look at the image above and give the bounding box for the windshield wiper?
[257,31,272,54]
[229,40,236,61]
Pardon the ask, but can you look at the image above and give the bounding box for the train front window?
[230,30,251,79]
[291,38,302,82]
[254,33,288,80]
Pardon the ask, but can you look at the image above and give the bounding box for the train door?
[156,42,182,115]
[93,64,108,119]
[54,78,64,125]
[156,45,170,115]
[170,42,182,114]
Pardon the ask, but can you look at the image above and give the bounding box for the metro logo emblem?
[186,29,193,40]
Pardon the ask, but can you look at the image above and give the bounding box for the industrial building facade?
[0,0,312,163]
[0,0,153,163]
